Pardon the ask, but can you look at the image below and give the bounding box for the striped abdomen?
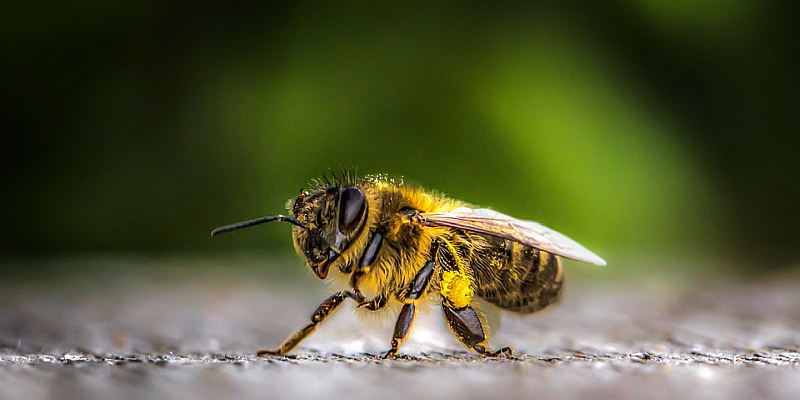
[470,234,564,314]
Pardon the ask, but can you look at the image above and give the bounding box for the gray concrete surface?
[1,255,799,400]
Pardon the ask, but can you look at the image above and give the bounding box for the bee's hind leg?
[441,303,514,358]
[257,290,365,356]
[436,236,513,358]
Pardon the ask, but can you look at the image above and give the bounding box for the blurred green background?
[3,1,799,274]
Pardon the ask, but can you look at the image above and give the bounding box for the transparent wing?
[421,207,606,266]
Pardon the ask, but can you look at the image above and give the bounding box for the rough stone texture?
[1,256,799,400]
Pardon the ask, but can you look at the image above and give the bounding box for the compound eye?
[338,187,367,234]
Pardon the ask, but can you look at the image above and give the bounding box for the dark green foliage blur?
[3,1,799,270]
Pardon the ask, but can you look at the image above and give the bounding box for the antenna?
[211,215,306,236]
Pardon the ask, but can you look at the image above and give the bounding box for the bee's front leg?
[348,230,391,312]
[257,290,364,357]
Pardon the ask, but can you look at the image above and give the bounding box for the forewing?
[422,207,606,266]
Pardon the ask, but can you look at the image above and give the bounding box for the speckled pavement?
[1,255,798,400]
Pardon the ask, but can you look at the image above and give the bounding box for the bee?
[212,173,605,358]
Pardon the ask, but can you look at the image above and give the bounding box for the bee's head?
[210,185,368,280]
[288,186,369,279]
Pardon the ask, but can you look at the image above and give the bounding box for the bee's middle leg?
[257,290,365,357]
[381,302,416,359]
[381,258,436,359]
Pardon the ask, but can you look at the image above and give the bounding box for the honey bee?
[212,173,605,358]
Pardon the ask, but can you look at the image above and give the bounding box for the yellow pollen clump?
[441,270,473,309]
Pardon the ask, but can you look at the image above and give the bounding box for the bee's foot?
[357,297,386,311]
[495,347,515,358]
[380,349,398,359]
[256,348,283,357]
[474,345,515,358]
